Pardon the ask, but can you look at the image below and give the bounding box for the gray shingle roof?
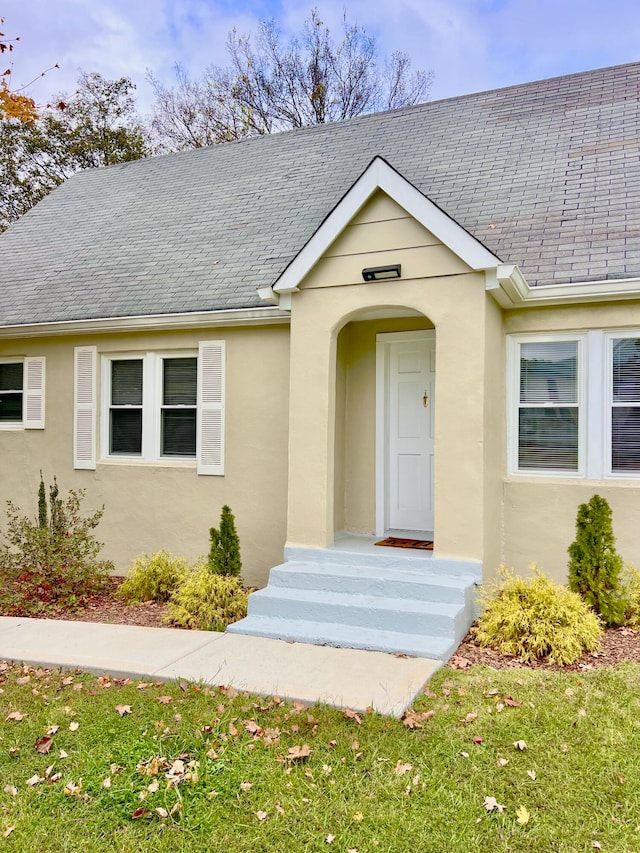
[1,61,640,326]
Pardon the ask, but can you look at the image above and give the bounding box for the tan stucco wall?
[502,299,640,581]
[0,325,290,587]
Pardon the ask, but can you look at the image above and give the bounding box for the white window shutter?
[74,346,97,470]
[197,340,225,475]
[23,357,46,429]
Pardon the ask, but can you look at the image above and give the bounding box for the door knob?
[423,391,429,407]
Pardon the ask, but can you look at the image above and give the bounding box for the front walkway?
[0,616,440,717]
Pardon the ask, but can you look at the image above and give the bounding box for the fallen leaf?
[45,725,60,735]
[69,721,80,732]
[344,708,362,725]
[352,812,364,822]
[459,711,478,724]
[116,705,132,717]
[513,740,527,751]
[131,807,151,819]
[255,811,268,821]
[473,736,484,745]
[3,785,18,796]
[26,774,43,786]
[527,769,537,781]
[156,807,168,819]
[286,744,311,762]
[325,834,335,844]
[394,761,413,776]
[593,843,602,850]
[504,696,522,707]
[59,749,69,759]
[449,654,470,669]
[6,711,26,722]
[158,696,172,705]
[516,805,530,825]
[34,736,53,754]
[3,826,16,839]
[64,779,82,796]
[497,758,509,767]
[460,751,469,758]
[102,777,111,788]
[483,796,505,813]
[147,781,159,793]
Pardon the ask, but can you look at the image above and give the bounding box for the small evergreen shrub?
[622,565,640,629]
[568,494,625,627]
[473,566,603,665]
[208,505,242,577]
[117,550,190,603]
[167,566,248,631]
[0,477,112,615]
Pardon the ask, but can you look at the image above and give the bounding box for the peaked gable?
[271,158,500,296]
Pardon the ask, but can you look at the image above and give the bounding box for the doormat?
[374,537,434,550]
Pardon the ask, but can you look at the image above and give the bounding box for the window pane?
[111,360,143,405]
[110,409,142,454]
[0,362,23,392]
[0,393,22,422]
[162,409,196,456]
[518,408,579,470]
[520,341,577,404]
[613,338,640,403]
[612,407,640,472]
[163,358,197,405]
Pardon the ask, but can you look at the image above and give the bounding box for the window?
[104,353,197,460]
[0,357,45,430]
[610,336,640,474]
[88,342,224,474]
[0,361,23,423]
[509,335,584,475]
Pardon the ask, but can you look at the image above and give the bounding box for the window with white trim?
[610,335,640,474]
[0,361,24,424]
[509,335,585,475]
[104,353,197,460]
[87,341,224,474]
[0,357,46,430]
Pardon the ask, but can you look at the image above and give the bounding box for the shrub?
[473,566,603,665]
[167,566,248,631]
[568,494,625,627]
[622,565,640,629]
[0,477,112,615]
[117,550,190,603]
[208,504,242,577]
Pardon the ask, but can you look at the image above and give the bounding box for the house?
[1,62,640,659]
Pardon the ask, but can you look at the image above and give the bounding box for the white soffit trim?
[0,306,290,339]
[491,265,640,308]
[272,156,500,294]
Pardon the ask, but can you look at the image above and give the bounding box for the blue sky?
[4,0,639,114]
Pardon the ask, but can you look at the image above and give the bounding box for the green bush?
[0,476,112,615]
[568,494,625,627]
[117,550,190,603]
[208,504,242,577]
[473,566,603,665]
[167,566,248,631]
[622,565,640,629]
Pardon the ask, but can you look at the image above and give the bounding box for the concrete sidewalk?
[0,616,440,717]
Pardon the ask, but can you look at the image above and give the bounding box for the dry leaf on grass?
[6,711,27,722]
[483,796,505,813]
[516,805,530,825]
[115,705,132,717]
[286,744,311,762]
[34,736,53,754]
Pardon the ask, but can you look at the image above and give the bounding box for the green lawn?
[1,660,640,852]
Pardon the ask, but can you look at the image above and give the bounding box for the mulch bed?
[4,579,640,670]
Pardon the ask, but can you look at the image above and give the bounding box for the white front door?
[378,332,435,535]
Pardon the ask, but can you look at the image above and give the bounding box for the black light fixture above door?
[361,264,402,282]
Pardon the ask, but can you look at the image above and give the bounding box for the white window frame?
[0,356,46,431]
[101,351,198,463]
[605,331,640,479]
[507,333,587,477]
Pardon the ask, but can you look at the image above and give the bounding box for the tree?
[568,494,625,627]
[150,8,433,152]
[0,17,38,123]
[0,71,150,230]
[208,505,242,577]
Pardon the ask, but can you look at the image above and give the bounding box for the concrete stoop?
[228,545,481,662]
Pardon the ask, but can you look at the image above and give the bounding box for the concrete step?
[243,585,470,639]
[268,561,476,605]
[227,615,457,661]
[285,545,482,580]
